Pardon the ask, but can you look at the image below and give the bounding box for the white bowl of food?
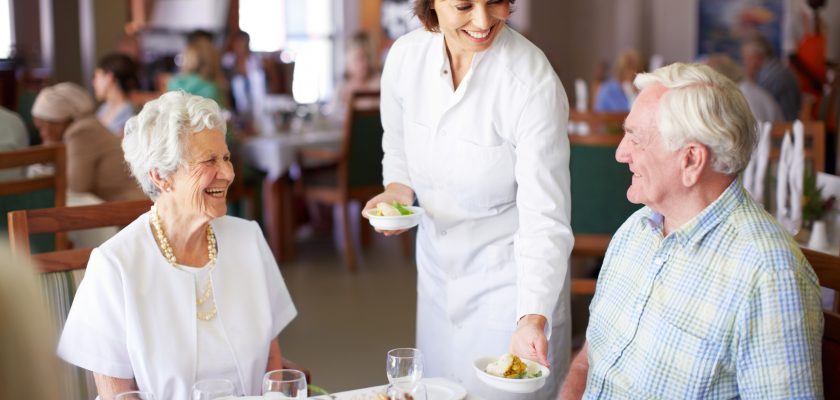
[473,354,550,394]
[364,202,424,231]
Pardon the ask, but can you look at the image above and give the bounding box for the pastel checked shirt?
[584,180,824,399]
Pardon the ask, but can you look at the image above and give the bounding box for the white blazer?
[381,26,573,397]
[58,213,297,399]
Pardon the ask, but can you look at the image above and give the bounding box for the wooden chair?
[297,90,388,272]
[568,134,640,295]
[8,199,312,390]
[569,110,628,135]
[801,248,840,398]
[0,145,68,251]
[769,120,826,172]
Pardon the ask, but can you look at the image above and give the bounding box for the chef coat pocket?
[403,120,433,180]
[445,137,515,209]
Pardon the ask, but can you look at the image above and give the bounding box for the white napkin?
[789,120,805,231]
[574,79,588,113]
[744,122,772,204]
[776,130,793,230]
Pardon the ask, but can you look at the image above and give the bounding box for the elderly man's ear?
[680,142,709,187]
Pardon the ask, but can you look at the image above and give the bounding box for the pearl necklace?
[150,204,219,321]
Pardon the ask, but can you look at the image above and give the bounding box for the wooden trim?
[19,200,152,234]
[571,278,597,295]
[569,134,623,147]
[31,249,93,273]
[802,248,840,291]
[769,121,826,172]
[7,210,31,258]
[572,234,611,257]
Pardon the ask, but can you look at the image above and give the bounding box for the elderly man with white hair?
[559,63,823,399]
[31,82,144,201]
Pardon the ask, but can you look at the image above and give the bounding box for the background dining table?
[242,127,343,262]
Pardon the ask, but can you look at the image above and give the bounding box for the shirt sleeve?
[735,265,823,398]
[512,78,574,331]
[380,39,411,188]
[56,248,134,378]
[253,221,297,337]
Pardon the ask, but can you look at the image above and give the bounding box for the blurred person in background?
[594,48,645,112]
[741,36,803,120]
[168,36,228,107]
[363,0,573,398]
[223,30,266,134]
[93,53,140,136]
[705,53,784,122]
[31,82,145,201]
[329,31,381,119]
[0,240,63,400]
[0,106,29,181]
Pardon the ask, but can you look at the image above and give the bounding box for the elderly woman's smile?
[166,128,236,220]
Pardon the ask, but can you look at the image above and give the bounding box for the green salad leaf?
[392,201,413,215]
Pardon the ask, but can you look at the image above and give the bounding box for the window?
[240,0,335,103]
[0,0,13,58]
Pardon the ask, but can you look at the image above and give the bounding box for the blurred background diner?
[0,0,839,398]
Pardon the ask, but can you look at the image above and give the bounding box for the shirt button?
[443,69,449,75]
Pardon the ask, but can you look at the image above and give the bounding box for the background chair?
[801,248,840,398]
[568,133,640,295]
[569,111,628,135]
[297,90,386,272]
[0,145,67,252]
[769,120,826,172]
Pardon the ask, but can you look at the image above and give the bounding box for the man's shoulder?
[724,202,805,274]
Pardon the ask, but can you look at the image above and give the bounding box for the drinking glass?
[385,382,428,400]
[262,369,307,399]
[115,391,156,400]
[192,378,235,400]
[386,348,423,395]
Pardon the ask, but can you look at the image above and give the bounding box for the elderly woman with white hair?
[57,91,297,399]
[31,82,144,201]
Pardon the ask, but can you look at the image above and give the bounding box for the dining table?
[244,377,483,399]
[242,127,343,262]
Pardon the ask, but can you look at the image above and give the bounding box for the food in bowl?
[368,201,414,217]
[485,354,543,379]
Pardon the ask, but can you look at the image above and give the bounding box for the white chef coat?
[381,26,573,399]
[57,213,297,399]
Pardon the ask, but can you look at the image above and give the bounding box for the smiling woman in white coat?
[57,92,297,399]
[362,1,573,398]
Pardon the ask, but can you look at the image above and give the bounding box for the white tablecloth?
[243,128,342,180]
[244,377,482,399]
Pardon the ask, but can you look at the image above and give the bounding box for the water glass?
[262,369,307,399]
[385,382,428,400]
[192,378,235,400]
[386,348,423,393]
[115,391,156,400]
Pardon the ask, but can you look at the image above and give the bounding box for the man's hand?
[362,183,415,236]
[510,314,550,368]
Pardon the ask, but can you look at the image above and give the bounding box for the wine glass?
[262,369,307,399]
[385,348,423,396]
[115,391,156,400]
[192,378,235,400]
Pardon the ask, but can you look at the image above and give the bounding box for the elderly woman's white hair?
[634,63,757,175]
[122,91,226,198]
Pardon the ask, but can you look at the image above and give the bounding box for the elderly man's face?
[616,84,682,212]
[167,129,234,221]
[434,0,510,55]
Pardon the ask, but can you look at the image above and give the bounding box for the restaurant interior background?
[2,0,839,395]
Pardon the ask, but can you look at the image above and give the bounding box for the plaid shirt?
[584,180,823,399]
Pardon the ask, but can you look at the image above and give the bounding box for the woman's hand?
[362,183,415,236]
[509,314,550,368]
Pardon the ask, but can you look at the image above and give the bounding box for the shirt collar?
[640,178,745,247]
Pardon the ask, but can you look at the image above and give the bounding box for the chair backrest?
[569,134,640,235]
[801,248,840,398]
[569,111,628,135]
[769,120,826,172]
[341,90,383,192]
[8,199,152,272]
[0,145,68,251]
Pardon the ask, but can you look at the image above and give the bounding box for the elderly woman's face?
[434,0,510,54]
[166,129,234,220]
[33,118,70,145]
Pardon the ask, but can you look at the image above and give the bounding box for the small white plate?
[364,206,424,231]
[473,356,550,394]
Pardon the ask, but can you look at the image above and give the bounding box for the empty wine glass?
[385,382,428,400]
[386,348,423,396]
[262,369,307,399]
[192,378,235,399]
[115,391,156,400]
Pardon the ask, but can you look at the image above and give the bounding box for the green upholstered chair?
[569,134,640,294]
[298,91,386,271]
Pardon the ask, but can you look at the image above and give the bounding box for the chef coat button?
[443,69,449,75]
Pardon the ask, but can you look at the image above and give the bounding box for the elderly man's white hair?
[122,91,226,198]
[634,62,757,175]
